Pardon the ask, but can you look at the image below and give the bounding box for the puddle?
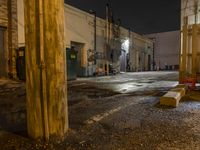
[87,89,119,99]
[68,100,83,106]
[68,84,119,100]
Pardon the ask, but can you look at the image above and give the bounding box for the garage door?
[0,28,7,77]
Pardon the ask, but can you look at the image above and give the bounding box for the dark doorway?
[148,55,151,71]
[0,28,7,77]
[71,41,85,77]
[16,47,26,80]
[66,47,78,80]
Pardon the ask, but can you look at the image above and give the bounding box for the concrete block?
[160,91,181,107]
[170,88,186,97]
[175,84,188,90]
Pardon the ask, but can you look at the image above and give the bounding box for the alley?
[1,0,200,149]
[0,71,200,149]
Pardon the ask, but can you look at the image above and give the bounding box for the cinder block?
[160,91,181,107]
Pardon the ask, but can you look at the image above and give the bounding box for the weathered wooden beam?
[24,0,68,140]
[192,24,197,77]
[180,25,187,82]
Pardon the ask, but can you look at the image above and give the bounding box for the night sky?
[64,0,181,34]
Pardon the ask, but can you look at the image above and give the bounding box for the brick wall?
[0,0,18,78]
[9,0,18,78]
[0,0,8,27]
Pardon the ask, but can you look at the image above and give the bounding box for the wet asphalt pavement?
[0,71,200,150]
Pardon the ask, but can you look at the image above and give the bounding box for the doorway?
[148,55,151,71]
[120,50,126,72]
[71,41,85,77]
[0,28,7,77]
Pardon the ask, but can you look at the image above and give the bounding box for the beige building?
[145,31,180,70]
[1,1,154,79]
[0,0,18,78]
[130,32,153,72]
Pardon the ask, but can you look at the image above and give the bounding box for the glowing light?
[121,39,130,52]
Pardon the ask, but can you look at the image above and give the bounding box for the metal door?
[66,48,77,80]
[16,47,26,80]
[71,41,85,77]
[0,28,6,77]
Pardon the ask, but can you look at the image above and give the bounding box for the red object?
[180,77,196,90]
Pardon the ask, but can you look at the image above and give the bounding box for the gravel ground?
[0,71,200,150]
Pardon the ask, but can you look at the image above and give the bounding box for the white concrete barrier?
[160,91,182,107]
[160,84,187,107]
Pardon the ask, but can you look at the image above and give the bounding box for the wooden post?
[192,24,197,77]
[24,0,68,140]
[180,25,187,82]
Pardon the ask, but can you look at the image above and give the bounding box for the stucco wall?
[145,31,180,70]
[17,1,153,75]
[128,32,153,72]
[17,0,24,47]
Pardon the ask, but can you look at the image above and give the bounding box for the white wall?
[146,31,180,70]
[130,32,153,71]
[64,5,93,48]
[17,0,25,47]
[17,1,153,74]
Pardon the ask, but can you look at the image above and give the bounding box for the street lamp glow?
[121,39,130,52]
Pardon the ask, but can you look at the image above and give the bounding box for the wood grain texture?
[24,0,68,140]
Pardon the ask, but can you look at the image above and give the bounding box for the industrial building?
[1,0,200,149]
[0,0,18,78]
[145,30,180,70]
[1,0,153,80]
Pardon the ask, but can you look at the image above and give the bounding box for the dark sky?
[64,0,181,34]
